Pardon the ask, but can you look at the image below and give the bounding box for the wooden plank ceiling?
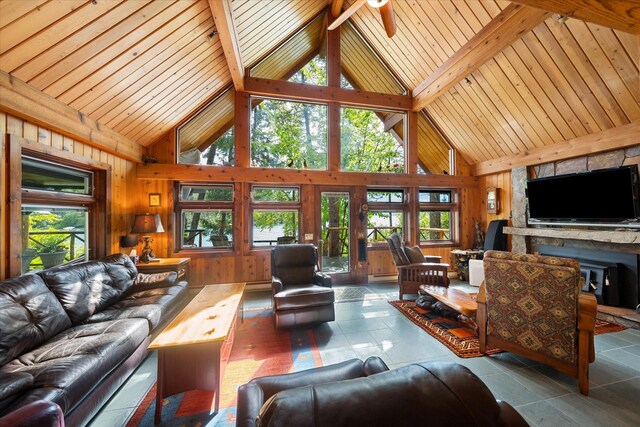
[346,0,639,166]
[0,0,637,170]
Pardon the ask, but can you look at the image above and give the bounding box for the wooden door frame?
[316,185,368,285]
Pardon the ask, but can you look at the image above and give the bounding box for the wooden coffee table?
[419,284,478,330]
[149,283,245,424]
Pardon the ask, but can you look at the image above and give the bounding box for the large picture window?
[250,98,327,170]
[341,107,405,173]
[251,186,300,247]
[418,190,456,244]
[176,184,234,249]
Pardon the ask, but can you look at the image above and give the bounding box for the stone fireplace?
[507,147,640,311]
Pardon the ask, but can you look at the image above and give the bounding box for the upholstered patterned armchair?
[477,250,597,395]
[386,233,449,300]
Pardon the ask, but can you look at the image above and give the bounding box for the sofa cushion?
[38,254,136,324]
[274,285,335,311]
[0,318,148,415]
[85,283,188,330]
[131,271,178,292]
[0,274,71,366]
[0,371,34,412]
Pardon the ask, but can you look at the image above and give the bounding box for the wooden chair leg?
[578,329,590,396]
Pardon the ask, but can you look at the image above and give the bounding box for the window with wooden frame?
[366,189,406,245]
[175,184,235,250]
[418,189,458,246]
[7,136,109,276]
[250,186,301,247]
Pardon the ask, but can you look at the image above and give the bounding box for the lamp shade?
[131,214,165,234]
[119,234,139,248]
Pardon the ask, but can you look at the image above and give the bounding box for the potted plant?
[33,231,69,269]
[21,248,38,273]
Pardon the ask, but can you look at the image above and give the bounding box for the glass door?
[320,192,350,275]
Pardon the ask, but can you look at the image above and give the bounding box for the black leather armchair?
[271,244,335,329]
[237,357,389,427]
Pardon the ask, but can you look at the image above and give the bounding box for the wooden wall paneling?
[45,2,193,100]
[589,25,639,105]
[148,132,174,164]
[576,22,640,120]
[300,184,316,244]
[0,1,48,30]
[545,20,629,127]
[117,51,227,139]
[0,1,121,73]
[520,28,602,134]
[81,10,218,119]
[233,0,325,68]
[0,71,144,162]
[328,102,340,171]
[0,0,87,56]
[472,121,640,175]
[509,0,640,34]
[0,112,5,278]
[502,42,580,140]
[9,1,152,82]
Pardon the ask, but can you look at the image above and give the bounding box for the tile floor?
[89,282,640,426]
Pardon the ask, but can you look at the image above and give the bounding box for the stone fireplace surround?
[507,147,640,312]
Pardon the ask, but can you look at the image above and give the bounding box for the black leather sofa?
[238,357,529,427]
[0,254,188,426]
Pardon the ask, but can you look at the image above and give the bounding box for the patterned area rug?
[389,300,627,359]
[126,309,322,426]
[333,286,389,303]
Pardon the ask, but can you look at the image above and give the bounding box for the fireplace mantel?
[504,227,640,245]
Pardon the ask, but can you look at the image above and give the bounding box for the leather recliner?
[271,244,335,329]
[237,358,529,427]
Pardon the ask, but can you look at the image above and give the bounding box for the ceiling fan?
[328,0,397,37]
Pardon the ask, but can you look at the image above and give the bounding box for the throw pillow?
[404,246,426,264]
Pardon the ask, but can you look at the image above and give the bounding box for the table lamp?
[130,214,164,263]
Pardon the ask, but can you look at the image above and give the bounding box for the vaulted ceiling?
[0,0,638,173]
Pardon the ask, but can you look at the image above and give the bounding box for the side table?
[450,250,483,281]
[136,258,190,281]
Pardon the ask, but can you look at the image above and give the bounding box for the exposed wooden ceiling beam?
[208,0,244,91]
[244,76,411,111]
[510,0,640,34]
[412,3,550,112]
[471,122,640,176]
[0,71,144,162]
[137,163,479,188]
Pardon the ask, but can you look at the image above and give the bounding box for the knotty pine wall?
[478,171,513,250]
[0,113,139,280]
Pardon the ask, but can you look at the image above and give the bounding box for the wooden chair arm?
[476,281,487,304]
[578,292,597,333]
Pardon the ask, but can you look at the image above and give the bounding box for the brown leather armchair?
[271,244,335,329]
[386,232,449,300]
[237,358,529,427]
[477,250,597,395]
[0,400,64,427]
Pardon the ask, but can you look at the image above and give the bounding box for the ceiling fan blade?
[328,0,367,31]
[379,1,396,37]
[330,0,344,18]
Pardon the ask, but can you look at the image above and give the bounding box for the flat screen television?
[526,165,640,224]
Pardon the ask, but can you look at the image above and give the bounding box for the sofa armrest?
[237,357,387,427]
[314,271,332,287]
[0,400,64,427]
[132,271,178,292]
[271,277,284,294]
